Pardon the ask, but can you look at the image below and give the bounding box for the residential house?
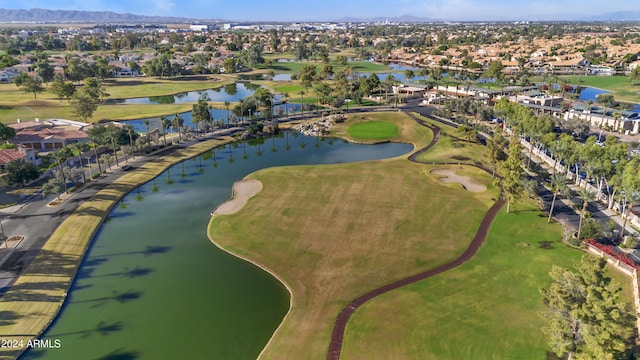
[8,119,90,151]
[0,145,39,171]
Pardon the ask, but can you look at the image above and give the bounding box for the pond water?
[577,86,610,101]
[576,87,640,111]
[386,63,422,71]
[272,74,292,81]
[122,103,303,133]
[25,134,413,360]
[106,83,262,105]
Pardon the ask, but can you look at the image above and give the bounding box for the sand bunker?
[431,168,487,192]
[212,179,263,215]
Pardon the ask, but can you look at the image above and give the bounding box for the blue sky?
[1,0,637,21]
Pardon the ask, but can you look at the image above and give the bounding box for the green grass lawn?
[272,83,305,94]
[342,197,634,359]
[0,100,193,124]
[211,161,495,360]
[414,116,488,166]
[347,121,400,141]
[210,112,501,359]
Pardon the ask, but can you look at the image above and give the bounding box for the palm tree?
[160,116,169,146]
[143,119,151,153]
[548,173,570,223]
[224,101,230,127]
[576,188,595,241]
[619,191,640,242]
[51,147,72,193]
[173,113,184,143]
[70,142,90,183]
[299,90,305,116]
[104,127,120,167]
[283,92,289,118]
[123,124,136,159]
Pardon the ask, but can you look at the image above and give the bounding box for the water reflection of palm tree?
[181,162,187,179]
[285,131,291,150]
[300,133,306,149]
[166,168,174,185]
[152,179,160,193]
[315,136,320,148]
[271,136,277,152]
[256,142,263,156]
[228,145,234,163]
[243,142,248,159]
[135,187,144,202]
[211,148,218,167]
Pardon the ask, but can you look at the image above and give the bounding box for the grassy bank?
[0,137,233,359]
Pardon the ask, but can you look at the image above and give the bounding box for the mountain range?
[0,8,214,23]
[0,7,638,23]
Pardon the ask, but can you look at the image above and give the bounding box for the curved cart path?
[326,111,505,360]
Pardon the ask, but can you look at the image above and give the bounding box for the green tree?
[173,113,184,142]
[484,60,504,81]
[576,188,596,240]
[628,66,640,85]
[500,137,524,213]
[618,157,640,241]
[484,133,507,178]
[87,125,107,174]
[161,116,171,146]
[4,159,39,187]
[540,255,633,360]
[299,64,317,91]
[50,147,73,193]
[0,123,16,143]
[14,73,44,99]
[596,93,616,108]
[547,173,570,223]
[35,60,55,83]
[404,69,415,82]
[41,177,65,200]
[69,142,91,183]
[82,77,109,103]
[70,92,98,121]
[50,75,76,102]
[192,98,211,133]
[222,57,236,74]
[142,119,152,152]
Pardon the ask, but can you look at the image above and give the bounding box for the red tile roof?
[0,148,26,166]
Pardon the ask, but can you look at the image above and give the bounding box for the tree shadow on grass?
[0,310,21,326]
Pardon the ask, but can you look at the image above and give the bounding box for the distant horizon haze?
[1,0,639,22]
